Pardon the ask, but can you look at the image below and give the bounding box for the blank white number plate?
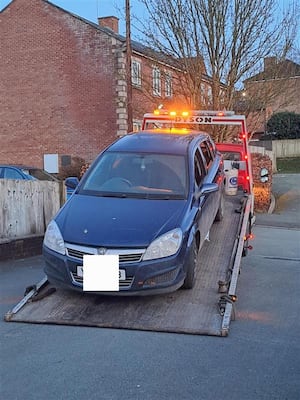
[77,266,126,280]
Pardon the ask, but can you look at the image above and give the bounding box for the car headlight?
[143,228,183,260]
[43,220,65,255]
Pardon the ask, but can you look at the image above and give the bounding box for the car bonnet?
[56,194,187,248]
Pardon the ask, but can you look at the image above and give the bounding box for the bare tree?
[134,0,299,140]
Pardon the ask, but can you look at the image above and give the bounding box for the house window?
[132,60,141,87]
[219,88,226,105]
[133,120,142,132]
[207,85,212,102]
[165,71,173,97]
[200,83,206,104]
[152,67,161,96]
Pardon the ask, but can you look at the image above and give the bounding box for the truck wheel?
[182,239,198,289]
[214,193,224,222]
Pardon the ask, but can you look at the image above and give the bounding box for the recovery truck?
[4,110,254,337]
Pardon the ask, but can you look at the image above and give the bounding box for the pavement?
[257,173,300,229]
[0,173,299,400]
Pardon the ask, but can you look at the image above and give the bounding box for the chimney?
[264,57,277,71]
[98,16,119,34]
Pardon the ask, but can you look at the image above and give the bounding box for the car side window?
[200,141,214,168]
[207,138,216,157]
[4,168,23,179]
[194,149,205,187]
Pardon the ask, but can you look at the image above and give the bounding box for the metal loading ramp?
[5,195,250,336]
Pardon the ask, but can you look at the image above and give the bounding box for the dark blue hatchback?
[43,130,224,295]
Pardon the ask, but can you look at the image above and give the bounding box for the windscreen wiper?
[99,192,128,198]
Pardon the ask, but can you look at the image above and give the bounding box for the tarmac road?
[0,173,299,400]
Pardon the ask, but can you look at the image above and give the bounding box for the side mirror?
[65,177,79,189]
[198,183,219,197]
[260,168,269,183]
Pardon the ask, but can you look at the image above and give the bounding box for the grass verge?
[277,157,300,173]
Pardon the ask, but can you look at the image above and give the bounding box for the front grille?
[67,247,95,260]
[119,253,142,263]
[71,272,134,289]
[66,243,145,265]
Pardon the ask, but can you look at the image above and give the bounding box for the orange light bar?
[152,109,237,118]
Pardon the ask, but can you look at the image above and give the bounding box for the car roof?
[108,131,209,155]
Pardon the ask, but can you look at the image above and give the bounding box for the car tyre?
[214,193,224,222]
[182,239,198,289]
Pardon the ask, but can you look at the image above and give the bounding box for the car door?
[199,139,222,226]
[193,148,211,246]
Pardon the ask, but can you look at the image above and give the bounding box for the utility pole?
[126,0,133,132]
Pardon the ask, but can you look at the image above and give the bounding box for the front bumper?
[43,244,186,296]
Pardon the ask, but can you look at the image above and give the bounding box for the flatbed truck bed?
[4,193,252,336]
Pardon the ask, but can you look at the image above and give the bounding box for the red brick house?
[0,0,214,175]
[240,57,300,136]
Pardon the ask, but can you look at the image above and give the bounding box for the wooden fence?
[249,139,300,172]
[0,180,65,241]
[272,139,300,158]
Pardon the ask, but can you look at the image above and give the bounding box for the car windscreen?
[219,151,241,161]
[80,152,188,199]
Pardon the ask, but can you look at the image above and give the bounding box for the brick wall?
[0,235,43,261]
[0,0,121,170]
[131,56,189,124]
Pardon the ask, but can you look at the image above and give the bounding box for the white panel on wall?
[44,154,59,173]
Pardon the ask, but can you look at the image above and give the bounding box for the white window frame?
[207,85,212,102]
[152,67,161,96]
[133,120,142,132]
[165,71,173,97]
[200,82,206,104]
[132,59,141,87]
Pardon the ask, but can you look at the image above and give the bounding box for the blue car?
[0,164,59,181]
[0,165,36,180]
[43,130,224,295]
